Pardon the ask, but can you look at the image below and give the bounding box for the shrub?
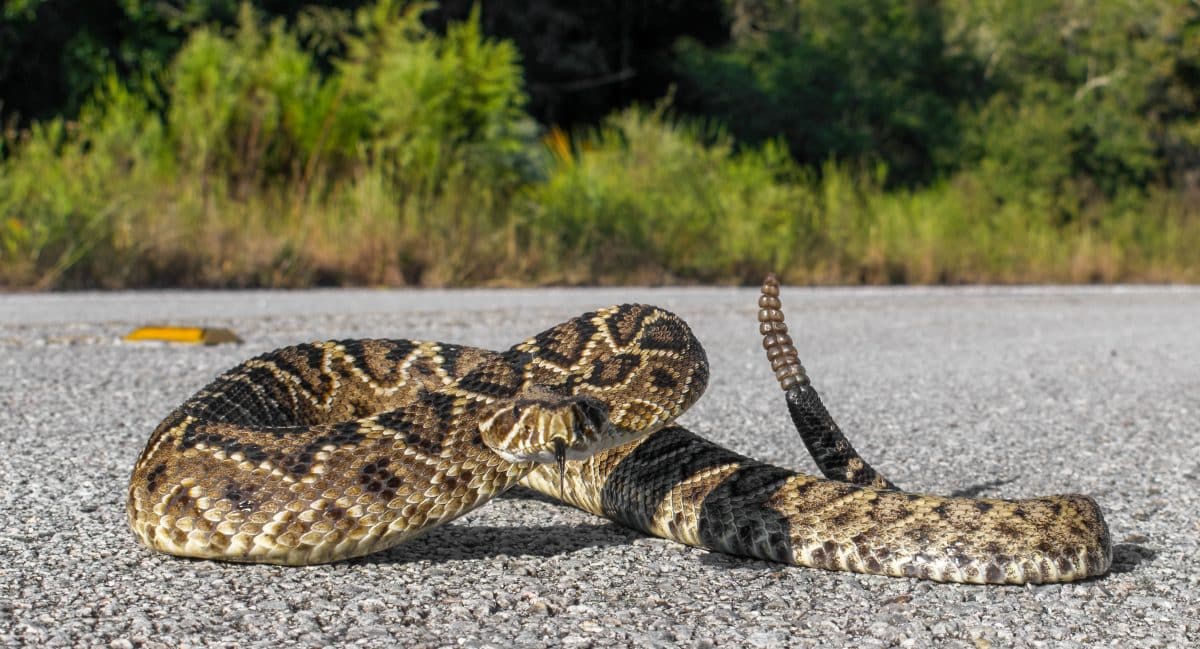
[525,105,813,282]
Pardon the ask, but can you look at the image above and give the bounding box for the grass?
[3,105,1199,289]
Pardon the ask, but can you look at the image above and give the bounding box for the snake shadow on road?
[355,520,639,566]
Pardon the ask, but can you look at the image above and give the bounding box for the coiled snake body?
[129,278,1111,583]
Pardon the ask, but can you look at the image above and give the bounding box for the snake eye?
[571,397,609,439]
[512,404,523,418]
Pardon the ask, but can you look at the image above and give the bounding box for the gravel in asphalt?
[1,286,1197,647]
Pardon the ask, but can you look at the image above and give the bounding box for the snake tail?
[759,273,895,490]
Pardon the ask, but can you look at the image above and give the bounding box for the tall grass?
[523,106,814,283]
[1,2,1198,289]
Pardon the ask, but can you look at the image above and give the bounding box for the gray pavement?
[1,285,1198,648]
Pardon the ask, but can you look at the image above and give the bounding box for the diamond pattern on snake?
[128,278,1111,583]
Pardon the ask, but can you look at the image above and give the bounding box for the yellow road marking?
[123,326,242,345]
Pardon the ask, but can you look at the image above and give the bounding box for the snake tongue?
[554,438,567,497]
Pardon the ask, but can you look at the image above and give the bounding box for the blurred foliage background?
[1,0,1197,288]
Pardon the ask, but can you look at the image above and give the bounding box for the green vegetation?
[1,0,1197,288]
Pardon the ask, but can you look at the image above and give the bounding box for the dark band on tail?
[759,273,896,491]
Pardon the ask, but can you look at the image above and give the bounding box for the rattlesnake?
[128,277,1111,583]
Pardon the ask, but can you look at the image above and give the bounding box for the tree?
[673,0,982,186]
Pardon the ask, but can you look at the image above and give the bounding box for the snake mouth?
[479,394,616,465]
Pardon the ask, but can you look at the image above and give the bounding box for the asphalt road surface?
[2,286,1197,648]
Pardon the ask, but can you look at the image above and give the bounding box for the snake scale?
[129,277,1111,584]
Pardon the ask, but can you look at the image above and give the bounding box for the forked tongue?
[554,438,567,496]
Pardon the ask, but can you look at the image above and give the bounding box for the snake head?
[479,393,614,466]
